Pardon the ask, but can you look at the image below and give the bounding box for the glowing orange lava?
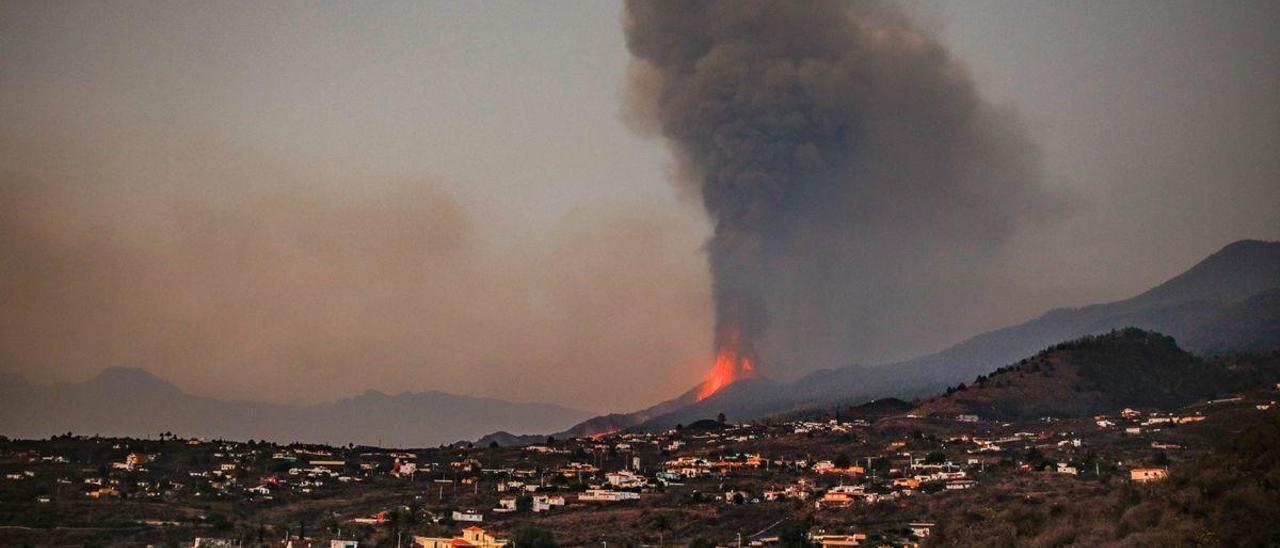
[696,341,756,400]
[587,429,619,440]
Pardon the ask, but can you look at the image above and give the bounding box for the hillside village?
[4,0,1277,541]
[2,355,1277,546]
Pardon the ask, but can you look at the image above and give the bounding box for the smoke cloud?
[623,0,1059,375]
[0,126,713,412]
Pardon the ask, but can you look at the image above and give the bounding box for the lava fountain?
[696,332,757,400]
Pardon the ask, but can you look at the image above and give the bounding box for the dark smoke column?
[624,1,1050,382]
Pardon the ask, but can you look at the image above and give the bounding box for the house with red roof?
[414,526,509,548]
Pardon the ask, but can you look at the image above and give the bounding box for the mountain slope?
[1124,239,1280,309]
[912,329,1237,419]
[480,383,711,446]
[554,239,1280,437]
[778,240,1280,408]
[0,368,591,447]
[1180,288,1280,353]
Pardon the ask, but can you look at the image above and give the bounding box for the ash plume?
[623,0,1056,375]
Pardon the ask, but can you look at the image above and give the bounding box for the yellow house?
[813,533,867,547]
[87,487,120,499]
[1130,468,1168,483]
[891,477,921,490]
[415,527,509,548]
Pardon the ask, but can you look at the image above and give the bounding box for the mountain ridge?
[911,327,1280,419]
[529,239,1280,440]
[0,369,592,447]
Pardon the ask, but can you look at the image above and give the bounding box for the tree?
[688,538,714,548]
[513,526,557,547]
[648,514,672,546]
[717,413,727,424]
[1024,447,1048,468]
[779,518,813,547]
[833,454,852,469]
[320,515,340,534]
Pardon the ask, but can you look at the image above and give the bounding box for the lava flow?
[696,339,757,400]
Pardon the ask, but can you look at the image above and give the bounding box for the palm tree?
[648,514,672,547]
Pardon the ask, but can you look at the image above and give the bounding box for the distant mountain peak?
[0,371,31,387]
[1192,239,1278,271]
[1130,239,1280,309]
[1217,238,1276,252]
[1,368,592,447]
[90,367,182,393]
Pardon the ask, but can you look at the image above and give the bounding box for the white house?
[452,510,484,523]
[532,495,565,512]
[909,523,935,538]
[605,470,646,489]
[579,489,639,502]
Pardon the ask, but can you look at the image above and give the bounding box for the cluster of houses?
[0,408,1193,521]
[4,386,1274,547]
[1094,407,1207,437]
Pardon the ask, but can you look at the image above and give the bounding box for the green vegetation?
[925,328,1280,419]
[927,411,1280,546]
[512,526,557,547]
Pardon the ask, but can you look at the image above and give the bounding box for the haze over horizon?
[2,0,1277,413]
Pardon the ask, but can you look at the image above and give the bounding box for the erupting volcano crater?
[696,335,757,400]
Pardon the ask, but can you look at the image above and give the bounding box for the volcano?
[697,332,757,400]
[481,239,1280,445]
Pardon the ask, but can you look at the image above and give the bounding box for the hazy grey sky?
[928,1,1279,305]
[1,1,1276,412]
